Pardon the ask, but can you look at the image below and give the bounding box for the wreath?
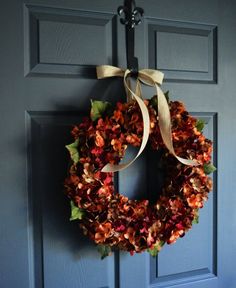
[64,92,215,259]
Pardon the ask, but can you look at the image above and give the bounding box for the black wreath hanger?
[118,0,144,77]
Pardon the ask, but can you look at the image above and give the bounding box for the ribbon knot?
[96,65,198,173]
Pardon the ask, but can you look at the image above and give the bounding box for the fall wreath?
[64,91,215,258]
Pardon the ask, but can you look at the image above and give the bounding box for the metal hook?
[117,0,144,77]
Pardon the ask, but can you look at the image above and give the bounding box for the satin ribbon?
[96,65,198,173]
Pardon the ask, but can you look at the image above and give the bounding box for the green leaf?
[70,201,84,221]
[97,245,112,260]
[147,241,165,257]
[150,91,170,109]
[150,95,158,108]
[147,246,159,257]
[90,100,112,121]
[193,210,199,224]
[196,119,205,132]
[192,216,199,224]
[65,139,80,164]
[164,90,170,103]
[203,163,217,175]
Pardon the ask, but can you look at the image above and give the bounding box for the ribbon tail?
[155,84,198,166]
[102,74,150,173]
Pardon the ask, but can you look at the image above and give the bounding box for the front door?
[1,1,235,287]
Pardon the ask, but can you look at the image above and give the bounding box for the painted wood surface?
[0,0,236,287]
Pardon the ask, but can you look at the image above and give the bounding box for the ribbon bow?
[96,65,198,173]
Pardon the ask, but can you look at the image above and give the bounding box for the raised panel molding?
[24,5,117,78]
[149,112,218,287]
[26,111,118,288]
[146,18,217,83]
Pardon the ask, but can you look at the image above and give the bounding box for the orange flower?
[113,109,124,124]
[126,133,140,146]
[124,227,136,245]
[187,194,204,208]
[95,131,105,147]
[95,222,112,243]
[111,138,122,152]
[168,229,185,244]
[190,177,203,192]
[82,163,95,183]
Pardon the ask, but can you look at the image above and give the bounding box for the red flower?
[91,147,103,156]
[95,222,113,243]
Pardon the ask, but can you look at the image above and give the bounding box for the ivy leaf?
[97,245,112,260]
[203,163,217,175]
[70,201,84,221]
[164,90,170,103]
[90,100,112,121]
[150,95,158,108]
[193,216,199,224]
[147,246,159,257]
[147,241,165,257]
[150,91,170,109]
[66,139,79,164]
[193,209,199,224]
[196,119,205,132]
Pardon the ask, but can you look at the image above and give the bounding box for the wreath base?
[65,96,215,258]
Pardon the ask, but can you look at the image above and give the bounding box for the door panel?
[146,19,217,83]
[24,5,117,78]
[1,1,236,288]
[26,112,117,288]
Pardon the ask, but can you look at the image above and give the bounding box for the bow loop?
[139,69,164,86]
[97,65,125,79]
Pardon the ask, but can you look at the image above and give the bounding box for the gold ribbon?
[96,65,198,173]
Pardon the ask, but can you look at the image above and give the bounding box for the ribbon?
[96,65,198,173]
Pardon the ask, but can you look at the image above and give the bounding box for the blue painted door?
[0,1,235,287]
